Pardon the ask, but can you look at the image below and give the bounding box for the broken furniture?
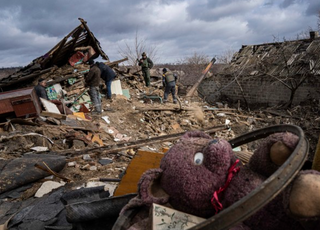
[0,87,41,119]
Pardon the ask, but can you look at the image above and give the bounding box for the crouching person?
[162,68,177,104]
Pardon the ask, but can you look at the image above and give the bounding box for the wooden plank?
[114,150,164,196]
[105,57,128,67]
[152,203,205,230]
[40,111,67,120]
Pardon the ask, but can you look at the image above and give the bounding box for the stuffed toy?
[115,130,320,230]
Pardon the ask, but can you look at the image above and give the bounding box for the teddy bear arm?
[138,168,169,205]
[248,133,298,177]
[289,172,320,218]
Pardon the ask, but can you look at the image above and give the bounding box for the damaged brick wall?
[199,75,320,106]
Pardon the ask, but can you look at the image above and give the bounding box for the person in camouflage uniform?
[162,68,177,104]
[138,52,153,87]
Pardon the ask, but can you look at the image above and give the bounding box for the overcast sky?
[0,0,319,67]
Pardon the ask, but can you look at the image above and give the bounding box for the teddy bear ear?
[181,131,212,140]
[138,168,169,205]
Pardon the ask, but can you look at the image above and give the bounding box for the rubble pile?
[0,19,319,230]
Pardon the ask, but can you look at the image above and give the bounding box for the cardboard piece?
[122,89,130,99]
[40,98,61,114]
[152,203,205,230]
[91,134,104,146]
[114,150,164,196]
[87,132,103,146]
[111,79,123,95]
[73,112,86,120]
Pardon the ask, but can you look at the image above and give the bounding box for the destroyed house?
[199,31,320,106]
[0,18,109,91]
[0,18,111,119]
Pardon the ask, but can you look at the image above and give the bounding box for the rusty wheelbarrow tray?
[191,124,308,230]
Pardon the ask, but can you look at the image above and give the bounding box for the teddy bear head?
[155,130,239,217]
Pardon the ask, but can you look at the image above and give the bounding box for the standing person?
[85,59,102,114]
[97,62,116,100]
[138,52,153,87]
[162,68,177,104]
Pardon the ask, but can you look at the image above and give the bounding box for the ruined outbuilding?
[200,31,320,107]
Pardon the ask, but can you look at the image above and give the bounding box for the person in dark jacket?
[34,78,73,115]
[162,68,177,104]
[138,52,153,87]
[35,78,49,100]
[97,62,116,100]
[86,60,102,114]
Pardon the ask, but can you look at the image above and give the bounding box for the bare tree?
[216,48,236,64]
[118,30,159,70]
[174,52,212,87]
[177,52,210,65]
[258,40,320,108]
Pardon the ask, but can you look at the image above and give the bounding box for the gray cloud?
[0,0,319,67]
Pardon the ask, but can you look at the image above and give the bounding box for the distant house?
[199,31,320,107]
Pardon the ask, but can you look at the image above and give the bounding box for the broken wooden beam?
[62,125,228,158]
[46,73,81,86]
[135,106,237,112]
[105,57,129,67]
[41,111,67,120]
[0,67,54,88]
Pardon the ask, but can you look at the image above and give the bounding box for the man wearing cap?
[138,52,153,87]
[162,68,177,104]
[85,59,102,114]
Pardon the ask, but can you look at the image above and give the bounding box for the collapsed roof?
[0,18,109,89]
[221,31,320,77]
